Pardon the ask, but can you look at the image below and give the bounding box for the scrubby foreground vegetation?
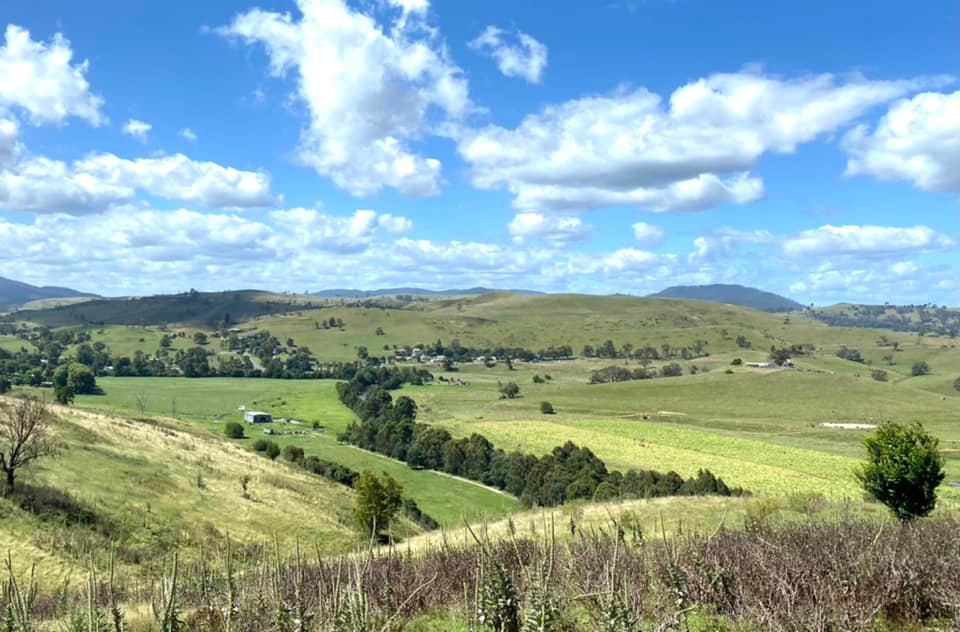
[4,517,960,631]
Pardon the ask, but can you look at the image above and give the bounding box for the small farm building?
[244,411,272,424]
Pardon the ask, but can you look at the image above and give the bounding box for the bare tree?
[0,397,56,495]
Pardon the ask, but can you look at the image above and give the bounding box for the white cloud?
[271,208,411,253]
[219,0,471,197]
[377,213,414,233]
[179,127,198,142]
[0,153,275,214]
[844,90,960,193]
[122,118,152,141]
[782,225,955,258]
[508,212,590,244]
[0,25,103,126]
[469,26,547,84]
[459,71,924,213]
[631,222,665,247]
[0,117,20,166]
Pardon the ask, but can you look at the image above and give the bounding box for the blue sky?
[0,0,957,303]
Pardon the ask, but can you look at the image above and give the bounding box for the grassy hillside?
[0,398,375,587]
[68,378,519,527]
[5,289,329,327]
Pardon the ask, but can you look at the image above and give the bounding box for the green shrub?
[282,444,305,463]
[855,422,944,521]
[911,361,931,377]
[265,441,281,460]
[252,439,269,452]
[224,422,245,439]
[540,401,555,415]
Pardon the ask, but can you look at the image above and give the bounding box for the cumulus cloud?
[179,127,198,142]
[0,153,276,214]
[0,25,103,126]
[844,90,960,193]
[271,208,412,253]
[508,212,590,244]
[0,205,417,292]
[631,222,665,247]
[0,117,20,166]
[219,0,471,197]
[782,224,955,258]
[469,26,547,84]
[459,71,923,213]
[122,118,152,141]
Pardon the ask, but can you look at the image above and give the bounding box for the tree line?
[336,367,742,508]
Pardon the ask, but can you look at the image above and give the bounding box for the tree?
[912,361,931,377]
[0,397,56,495]
[353,471,402,537]
[224,422,245,439]
[0,378,10,395]
[855,422,944,521]
[540,401,555,415]
[871,369,888,382]
[499,382,520,399]
[66,363,96,394]
[193,332,209,346]
[55,386,75,405]
[954,376,960,393]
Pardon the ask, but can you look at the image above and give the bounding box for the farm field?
[403,357,960,498]
[70,377,519,526]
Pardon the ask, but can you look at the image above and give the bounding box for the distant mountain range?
[0,276,97,309]
[649,284,804,313]
[310,287,544,298]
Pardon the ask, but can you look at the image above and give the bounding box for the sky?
[0,0,957,304]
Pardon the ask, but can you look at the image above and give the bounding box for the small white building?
[244,411,272,424]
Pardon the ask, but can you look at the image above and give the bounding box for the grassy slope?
[70,377,518,527]
[0,399,368,587]
[5,290,328,328]
[10,293,960,518]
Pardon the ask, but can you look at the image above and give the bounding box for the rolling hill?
[649,283,805,312]
[310,286,543,298]
[4,289,325,327]
[0,276,97,309]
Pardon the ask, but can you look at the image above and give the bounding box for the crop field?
[72,377,519,526]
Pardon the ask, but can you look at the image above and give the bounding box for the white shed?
[243,411,272,424]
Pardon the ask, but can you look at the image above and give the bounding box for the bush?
[282,444,305,464]
[731,358,743,366]
[954,376,960,392]
[855,422,945,521]
[499,382,520,399]
[540,401,555,415]
[0,377,11,394]
[265,442,281,460]
[912,361,931,377]
[660,363,683,378]
[252,439,269,452]
[224,422,245,439]
[871,369,888,382]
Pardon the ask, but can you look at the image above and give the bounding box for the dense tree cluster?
[582,339,709,362]
[811,304,960,337]
[588,362,685,384]
[337,368,742,508]
[397,339,574,363]
[836,346,865,363]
